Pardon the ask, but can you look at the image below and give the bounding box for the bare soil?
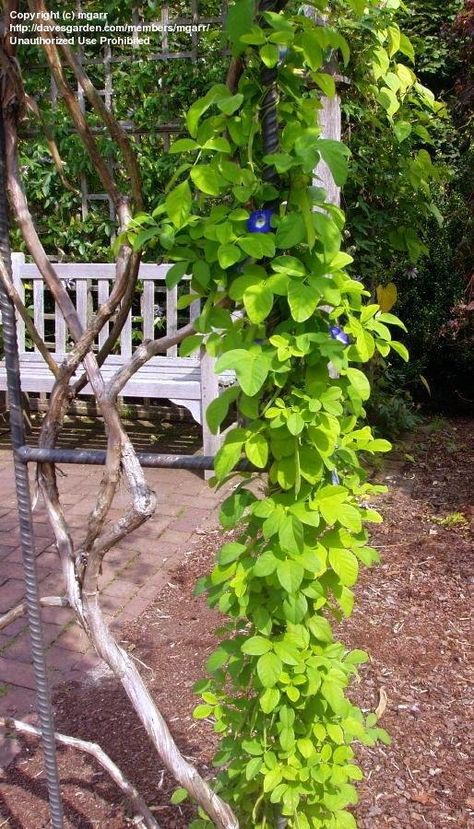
[0,417,472,828]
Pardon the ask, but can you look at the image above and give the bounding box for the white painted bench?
[0,253,226,456]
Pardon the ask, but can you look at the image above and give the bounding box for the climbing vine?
[128,1,430,827]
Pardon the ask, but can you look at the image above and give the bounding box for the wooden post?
[200,348,220,478]
[304,7,343,207]
[315,92,342,206]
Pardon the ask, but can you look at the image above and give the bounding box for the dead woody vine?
[0,2,238,828]
[0,0,434,826]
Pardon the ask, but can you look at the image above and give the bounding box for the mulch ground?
[0,417,472,828]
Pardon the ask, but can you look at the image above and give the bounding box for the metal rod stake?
[0,109,64,828]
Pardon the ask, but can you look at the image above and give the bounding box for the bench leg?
[200,349,220,480]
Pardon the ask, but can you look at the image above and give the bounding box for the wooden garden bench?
[0,253,228,456]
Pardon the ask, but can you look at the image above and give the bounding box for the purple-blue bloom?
[331,470,340,485]
[278,46,289,63]
[329,326,350,345]
[247,209,273,234]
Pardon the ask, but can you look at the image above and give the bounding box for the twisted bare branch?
[0,717,161,829]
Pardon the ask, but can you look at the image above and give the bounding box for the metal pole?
[0,111,64,828]
[17,445,255,471]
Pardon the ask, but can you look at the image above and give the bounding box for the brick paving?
[0,447,222,766]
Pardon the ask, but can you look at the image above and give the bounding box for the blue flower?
[278,46,289,63]
[247,209,273,234]
[329,326,350,345]
[331,470,340,485]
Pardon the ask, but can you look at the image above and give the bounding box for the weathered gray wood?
[166,286,178,358]
[11,252,26,353]
[120,306,133,359]
[304,5,343,208]
[0,258,234,440]
[200,348,220,468]
[142,279,155,341]
[315,93,342,206]
[33,276,44,349]
[76,278,89,330]
[55,301,66,357]
[98,280,110,349]
[190,296,201,323]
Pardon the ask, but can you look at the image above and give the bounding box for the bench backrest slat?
[120,307,133,359]
[8,253,200,359]
[142,279,155,341]
[55,297,67,357]
[76,277,89,332]
[97,279,110,349]
[33,279,45,348]
[166,285,178,357]
[12,254,25,353]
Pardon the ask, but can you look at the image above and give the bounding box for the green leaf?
[302,30,323,71]
[165,261,189,289]
[399,32,415,63]
[169,138,199,154]
[390,340,409,362]
[308,615,333,643]
[245,433,269,469]
[315,485,347,524]
[321,680,347,715]
[239,234,276,259]
[203,137,232,153]
[165,180,192,229]
[275,213,306,248]
[345,649,369,666]
[276,559,305,593]
[242,635,272,656]
[214,427,246,478]
[369,439,392,453]
[186,84,229,136]
[312,72,336,98]
[288,281,319,322]
[191,165,222,196]
[180,334,203,357]
[193,704,213,719]
[279,515,304,554]
[376,313,407,332]
[272,255,306,276]
[393,121,412,143]
[287,412,304,435]
[170,788,189,805]
[329,548,359,587]
[253,550,279,577]
[218,93,244,115]
[261,43,279,67]
[378,87,400,118]
[282,593,308,623]
[215,349,271,396]
[219,488,255,529]
[218,243,241,269]
[218,542,246,566]
[257,651,283,687]
[206,386,239,435]
[193,259,211,289]
[299,445,323,484]
[337,504,363,533]
[345,368,371,401]
[315,139,351,187]
[226,0,255,55]
[243,283,274,323]
[260,687,281,713]
[245,756,263,780]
